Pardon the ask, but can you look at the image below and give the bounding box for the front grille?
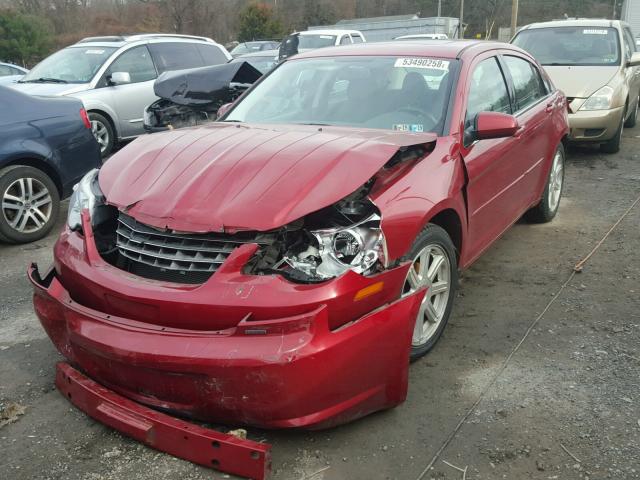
[115,213,270,284]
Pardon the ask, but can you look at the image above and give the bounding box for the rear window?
[512,26,621,66]
[298,35,337,49]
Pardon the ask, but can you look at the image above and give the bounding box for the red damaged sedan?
[31,42,568,433]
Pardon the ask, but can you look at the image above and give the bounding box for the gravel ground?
[0,131,639,480]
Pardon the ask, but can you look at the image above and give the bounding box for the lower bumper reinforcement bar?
[55,362,271,480]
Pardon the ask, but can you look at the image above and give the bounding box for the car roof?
[299,29,363,36]
[294,40,513,60]
[71,33,223,49]
[519,18,624,31]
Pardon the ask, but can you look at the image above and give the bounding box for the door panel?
[103,45,158,137]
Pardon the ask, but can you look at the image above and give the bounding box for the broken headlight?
[283,214,385,280]
[67,169,104,230]
[246,189,387,283]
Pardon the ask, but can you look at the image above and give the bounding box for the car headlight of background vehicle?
[579,85,615,111]
[67,169,103,230]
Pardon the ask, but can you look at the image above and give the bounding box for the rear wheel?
[402,224,458,361]
[89,112,114,158]
[0,165,60,243]
[525,143,564,223]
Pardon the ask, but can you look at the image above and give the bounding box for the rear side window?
[149,42,205,74]
[503,56,546,112]
[340,35,352,45]
[466,57,511,129]
[352,34,364,43]
[196,44,229,66]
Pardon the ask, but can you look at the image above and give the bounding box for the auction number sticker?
[85,49,105,55]
[583,29,608,35]
[394,58,450,70]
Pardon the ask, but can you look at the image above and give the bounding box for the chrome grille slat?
[114,213,267,283]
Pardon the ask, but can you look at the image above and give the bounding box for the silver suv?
[11,34,231,156]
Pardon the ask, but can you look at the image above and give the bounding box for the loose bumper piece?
[56,362,271,480]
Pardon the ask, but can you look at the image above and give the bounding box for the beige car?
[512,19,640,153]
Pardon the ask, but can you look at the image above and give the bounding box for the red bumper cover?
[30,261,423,429]
[56,362,271,480]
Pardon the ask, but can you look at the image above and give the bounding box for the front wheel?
[402,224,458,361]
[525,143,565,223]
[624,95,638,128]
[601,115,623,154]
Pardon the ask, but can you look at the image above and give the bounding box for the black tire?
[88,112,115,158]
[401,224,458,361]
[624,96,638,128]
[601,115,624,153]
[0,165,60,244]
[525,143,565,223]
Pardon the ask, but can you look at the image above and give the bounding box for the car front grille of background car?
[115,213,268,284]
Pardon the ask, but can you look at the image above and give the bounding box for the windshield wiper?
[19,77,68,84]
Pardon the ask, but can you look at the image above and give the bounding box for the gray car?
[10,34,231,157]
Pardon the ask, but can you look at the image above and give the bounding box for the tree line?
[0,0,619,67]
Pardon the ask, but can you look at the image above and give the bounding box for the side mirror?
[627,52,640,67]
[110,71,131,85]
[217,102,233,119]
[475,111,519,140]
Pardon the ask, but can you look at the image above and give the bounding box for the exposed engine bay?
[144,61,262,132]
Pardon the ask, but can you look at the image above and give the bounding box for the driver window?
[465,57,511,133]
[105,46,156,84]
[624,28,635,60]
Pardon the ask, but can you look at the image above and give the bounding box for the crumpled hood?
[8,82,90,96]
[99,123,436,232]
[543,66,618,98]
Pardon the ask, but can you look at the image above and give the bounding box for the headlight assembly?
[246,191,388,283]
[579,85,614,111]
[67,169,103,230]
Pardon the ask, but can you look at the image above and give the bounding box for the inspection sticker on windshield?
[394,58,449,70]
[85,49,105,54]
[583,29,608,35]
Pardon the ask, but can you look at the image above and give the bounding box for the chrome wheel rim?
[91,119,109,153]
[2,177,52,233]
[403,244,451,347]
[548,150,563,212]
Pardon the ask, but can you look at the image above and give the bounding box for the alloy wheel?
[91,119,110,154]
[2,177,53,234]
[403,244,452,346]
[547,149,564,212]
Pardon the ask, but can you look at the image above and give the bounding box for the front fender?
[371,138,467,262]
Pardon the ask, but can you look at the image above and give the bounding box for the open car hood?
[99,123,436,232]
[153,62,263,106]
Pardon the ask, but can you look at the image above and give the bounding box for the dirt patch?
[0,402,26,428]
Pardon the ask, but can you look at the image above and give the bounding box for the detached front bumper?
[31,235,424,429]
[568,106,624,141]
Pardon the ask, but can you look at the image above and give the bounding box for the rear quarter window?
[196,44,229,66]
[149,42,205,74]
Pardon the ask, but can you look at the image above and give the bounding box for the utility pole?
[438,0,442,17]
[459,0,464,39]
[510,0,519,37]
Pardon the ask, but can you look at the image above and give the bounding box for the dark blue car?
[0,85,100,243]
